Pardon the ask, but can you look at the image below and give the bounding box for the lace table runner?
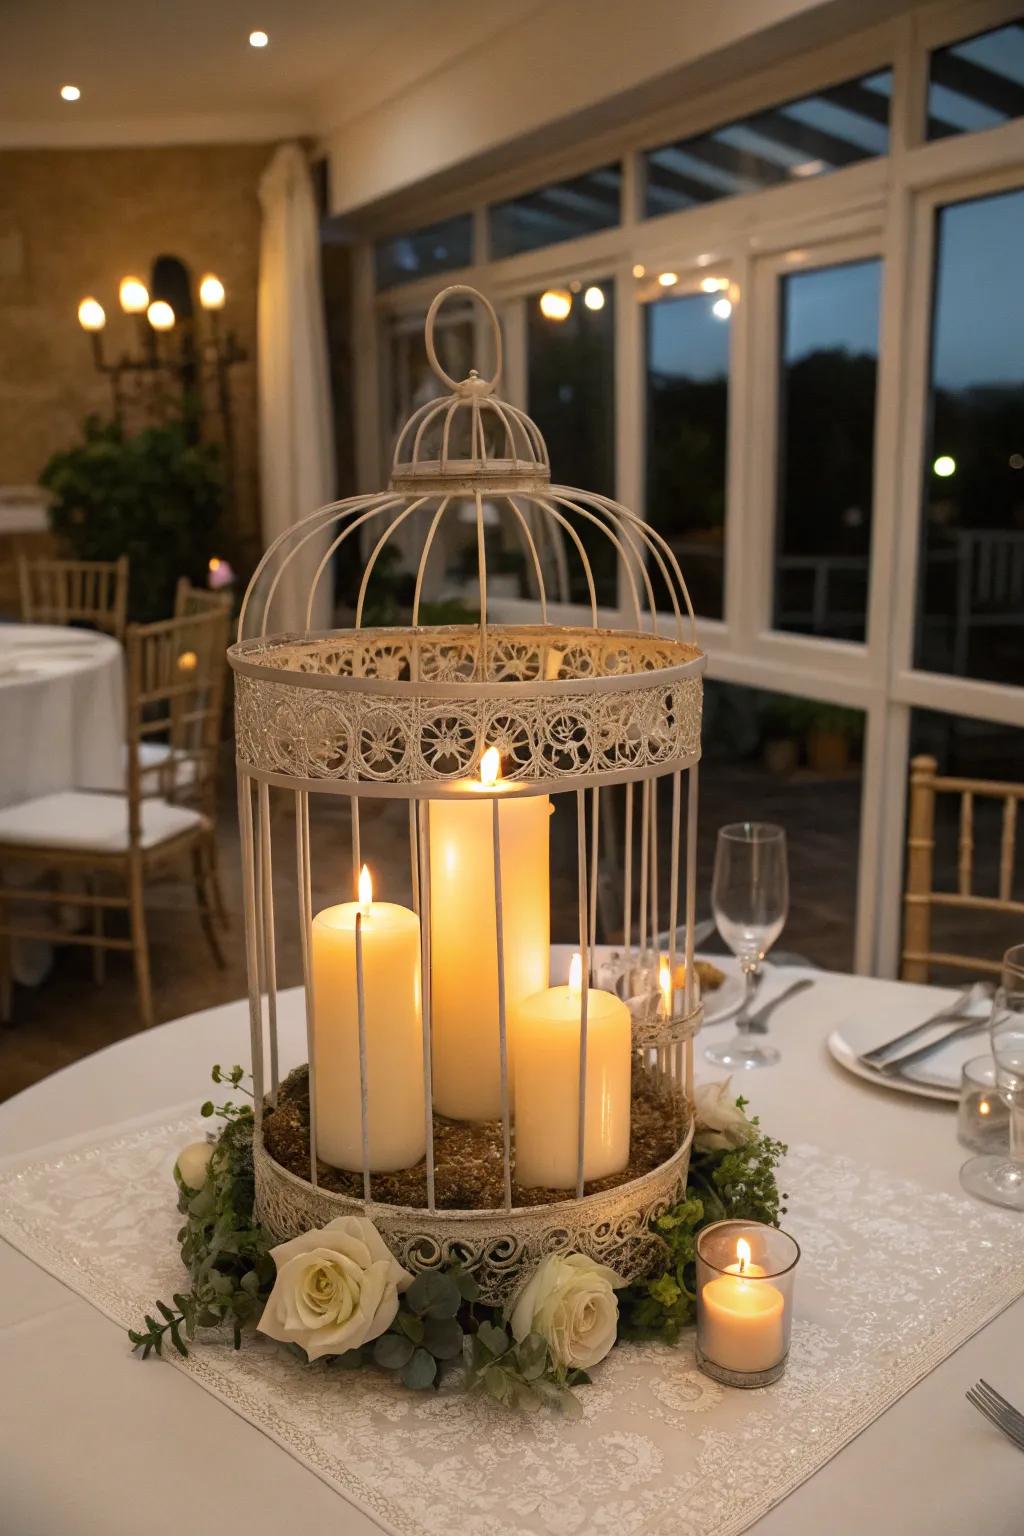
[2,1114,1024,1536]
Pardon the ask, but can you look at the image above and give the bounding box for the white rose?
[693,1078,756,1152]
[507,1253,624,1371]
[257,1216,412,1363]
[175,1140,214,1191]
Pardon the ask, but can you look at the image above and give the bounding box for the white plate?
[701,969,746,1024]
[827,1001,991,1103]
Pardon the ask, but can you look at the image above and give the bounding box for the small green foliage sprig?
[463,1321,588,1416]
[130,1066,274,1359]
[333,1267,480,1389]
[619,1102,787,1343]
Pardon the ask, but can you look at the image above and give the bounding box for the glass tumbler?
[958,1055,1009,1153]
[695,1219,800,1388]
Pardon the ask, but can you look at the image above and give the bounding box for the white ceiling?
[0,0,546,147]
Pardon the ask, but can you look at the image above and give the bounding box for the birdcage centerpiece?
[230,286,706,1304]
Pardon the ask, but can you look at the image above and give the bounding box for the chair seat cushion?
[0,791,206,853]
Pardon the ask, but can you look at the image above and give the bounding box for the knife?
[878,1015,990,1076]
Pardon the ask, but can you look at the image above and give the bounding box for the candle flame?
[358,864,373,913]
[480,745,501,788]
[736,1237,751,1276]
[979,1098,991,1116]
[659,957,672,1010]
[568,952,583,996]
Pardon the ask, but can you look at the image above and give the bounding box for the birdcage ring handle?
[424,284,503,396]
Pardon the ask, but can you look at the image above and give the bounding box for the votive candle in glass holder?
[695,1219,800,1388]
[958,1055,1009,1153]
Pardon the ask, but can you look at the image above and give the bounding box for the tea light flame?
[568,952,583,997]
[736,1237,751,1276]
[358,863,373,914]
[979,1098,991,1116]
[480,745,501,788]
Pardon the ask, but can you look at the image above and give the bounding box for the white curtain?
[258,143,335,634]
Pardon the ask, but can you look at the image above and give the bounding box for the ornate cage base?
[254,1116,693,1306]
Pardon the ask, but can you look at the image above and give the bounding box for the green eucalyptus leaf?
[333,1348,365,1370]
[516,1332,548,1381]
[400,1348,437,1390]
[483,1365,510,1402]
[454,1269,482,1302]
[406,1270,461,1319]
[239,1269,260,1295]
[374,1333,415,1371]
[477,1321,510,1357]
[422,1317,463,1360]
[396,1311,425,1344]
[200,1101,215,1118]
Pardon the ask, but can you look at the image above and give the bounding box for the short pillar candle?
[513,952,632,1188]
[695,1219,800,1388]
[311,866,426,1173]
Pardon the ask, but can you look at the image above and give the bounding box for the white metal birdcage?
[230,285,706,1303]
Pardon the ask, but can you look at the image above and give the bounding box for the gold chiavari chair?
[901,753,1024,982]
[0,608,230,1028]
[174,576,233,622]
[17,554,129,641]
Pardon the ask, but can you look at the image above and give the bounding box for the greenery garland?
[131,1067,786,1412]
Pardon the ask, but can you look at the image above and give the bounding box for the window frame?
[350,0,1024,977]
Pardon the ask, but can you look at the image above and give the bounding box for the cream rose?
[258,1216,412,1362]
[507,1253,624,1370]
[175,1140,214,1192]
[693,1078,756,1152]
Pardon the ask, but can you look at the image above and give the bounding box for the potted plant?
[40,416,224,622]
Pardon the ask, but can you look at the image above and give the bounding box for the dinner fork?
[860,981,992,1068]
[966,1380,1024,1450]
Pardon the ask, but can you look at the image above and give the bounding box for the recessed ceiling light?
[60,84,81,102]
[249,29,269,48]
[657,272,678,287]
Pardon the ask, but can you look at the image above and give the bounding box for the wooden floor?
[0,759,866,1104]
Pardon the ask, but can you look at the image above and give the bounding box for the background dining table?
[1,966,1021,1536]
[0,622,123,809]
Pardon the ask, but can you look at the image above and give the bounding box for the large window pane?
[375,213,473,289]
[927,21,1024,141]
[644,70,892,217]
[698,680,865,970]
[489,166,621,259]
[905,710,1024,982]
[527,281,617,606]
[645,291,730,619]
[915,187,1024,685]
[774,259,881,641]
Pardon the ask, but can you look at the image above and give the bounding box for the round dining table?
[0,622,124,809]
[1,969,1022,1536]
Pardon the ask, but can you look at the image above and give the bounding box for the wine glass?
[705,822,789,1070]
[960,944,1024,1211]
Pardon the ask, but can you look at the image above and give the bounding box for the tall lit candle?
[429,748,550,1121]
[513,952,632,1188]
[311,865,425,1172]
[699,1237,784,1373]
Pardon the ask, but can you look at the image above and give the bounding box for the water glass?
[960,944,1024,1210]
[958,1055,1008,1153]
[706,822,789,1070]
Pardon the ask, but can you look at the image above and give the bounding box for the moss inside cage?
[262,1061,688,1210]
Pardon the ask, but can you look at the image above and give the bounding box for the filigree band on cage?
[254,1124,693,1306]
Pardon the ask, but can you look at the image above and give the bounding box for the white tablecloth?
[0,622,123,809]
[1,970,1022,1536]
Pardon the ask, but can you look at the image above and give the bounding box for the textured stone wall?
[0,142,274,556]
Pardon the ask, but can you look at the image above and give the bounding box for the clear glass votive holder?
[695,1219,800,1389]
[958,1055,1009,1153]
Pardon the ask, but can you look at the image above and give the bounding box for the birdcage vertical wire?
[229,285,706,1304]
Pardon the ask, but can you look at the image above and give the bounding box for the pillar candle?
[312,867,425,1172]
[699,1238,784,1372]
[513,953,632,1188]
[428,748,550,1121]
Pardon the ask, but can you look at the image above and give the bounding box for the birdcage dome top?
[389,286,550,494]
[229,284,704,797]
